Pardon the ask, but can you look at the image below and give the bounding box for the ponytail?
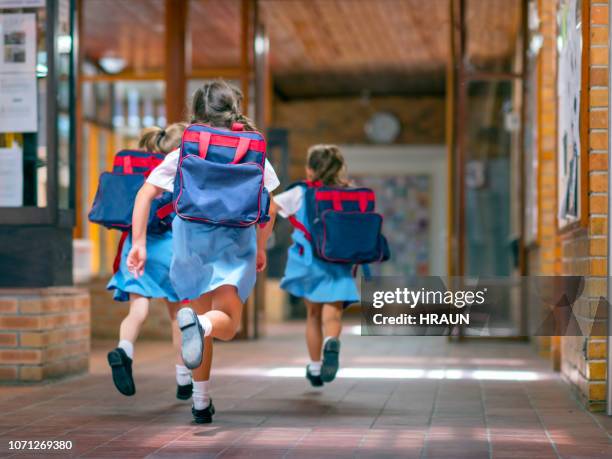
[190,80,257,131]
[138,122,186,155]
[307,145,350,187]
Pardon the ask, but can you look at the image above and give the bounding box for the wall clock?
[364,111,401,144]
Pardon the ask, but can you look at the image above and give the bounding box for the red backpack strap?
[199,131,212,158]
[288,215,312,241]
[231,137,251,164]
[155,202,175,220]
[123,156,133,175]
[113,231,129,273]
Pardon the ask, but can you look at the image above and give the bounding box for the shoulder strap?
[286,180,323,191]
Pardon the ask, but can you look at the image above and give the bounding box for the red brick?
[591,26,609,45]
[0,366,18,381]
[0,299,18,314]
[0,349,43,364]
[591,47,609,65]
[590,67,608,86]
[589,131,608,150]
[0,332,17,347]
[589,152,607,170]
[590,194,607,213]
[590,173,608,192]
[589,110,608,129]
[19,366,43,381]
[18,298,43,314]
[590,88,609,107]
[0,316,43,330]
[591,5,609,26]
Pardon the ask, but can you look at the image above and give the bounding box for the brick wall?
[0,288,90,382]
[559,0,609,411]
[88,277,173,340]
[272,95,446,179]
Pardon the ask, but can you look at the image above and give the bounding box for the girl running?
[269,145,359,387]
[107,123,193,400]
[127,80,279,423]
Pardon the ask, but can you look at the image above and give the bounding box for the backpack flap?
[89,150,173,232]
[175,124,269,226]
[88,172,145,230]
[308,186,389,264]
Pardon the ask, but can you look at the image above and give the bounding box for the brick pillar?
[0,288,90,382]
[560,0,610,411]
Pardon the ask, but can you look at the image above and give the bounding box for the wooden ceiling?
[83,0,522,98]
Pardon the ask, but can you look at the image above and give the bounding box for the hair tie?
[156,130,166,149]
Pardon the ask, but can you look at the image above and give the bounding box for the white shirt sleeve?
[264,159,281,192]
[146,148,179,192]
[273,186,303,218]
[146,151,281,194]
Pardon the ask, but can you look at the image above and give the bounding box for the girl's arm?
[127,182,163,278]
[256,198,278,272]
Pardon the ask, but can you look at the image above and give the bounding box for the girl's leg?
[322,301,343,339]
[304,299,323,361]
[108,293,149,396]
[165,301,183,365]
[320,302,344,383]
[117,294,150,358]
[304,299,324,386]
[177,287,242,423]
[179,294,215,420]
[166,301,201,400]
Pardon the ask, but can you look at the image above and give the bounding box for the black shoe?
[177,307,204,370]
[306,365,323,387]
[107,348,135,396]
[321,338,340,383]
[192,400,215,424]
[176,383,193,400]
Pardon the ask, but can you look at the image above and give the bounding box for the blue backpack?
[288,181,390,265]
[88,150,175,233]
[173,123,270,226]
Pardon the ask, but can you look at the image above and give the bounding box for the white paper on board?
[0,1,44,10]
[0,141,23,207]
[0,13,37,133]
[0,73,37,132]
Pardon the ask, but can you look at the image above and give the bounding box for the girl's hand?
[127,243,147,278]
[256,250,267,272]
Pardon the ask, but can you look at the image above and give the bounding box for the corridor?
[0,323,610,458]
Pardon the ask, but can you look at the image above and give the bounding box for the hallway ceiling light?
[99,56,127,74]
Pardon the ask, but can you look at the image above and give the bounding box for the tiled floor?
[0,322,611,458]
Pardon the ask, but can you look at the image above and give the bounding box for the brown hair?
[191,79,256,131]
[138,122,187,154]
[307,144,350,186]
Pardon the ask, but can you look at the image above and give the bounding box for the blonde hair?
[307,144,350,186]
[138,122,187,154]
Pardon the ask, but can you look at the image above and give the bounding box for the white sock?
[196,315,213,337]
[308,360,322,376]
[118,340,134,360]
[323,336,338,346]
[175,364,192,386]
[192,380,211,410]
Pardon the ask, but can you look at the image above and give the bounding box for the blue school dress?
[280,198,359,306]
[107,232,179,302]
[170,218,257,303]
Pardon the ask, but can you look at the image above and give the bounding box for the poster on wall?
[0,141,23,206]
[0,13,37,133]
[0,1,44,7]
[557,0,582,228]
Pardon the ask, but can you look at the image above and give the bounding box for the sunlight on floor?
[216,366,545,381]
